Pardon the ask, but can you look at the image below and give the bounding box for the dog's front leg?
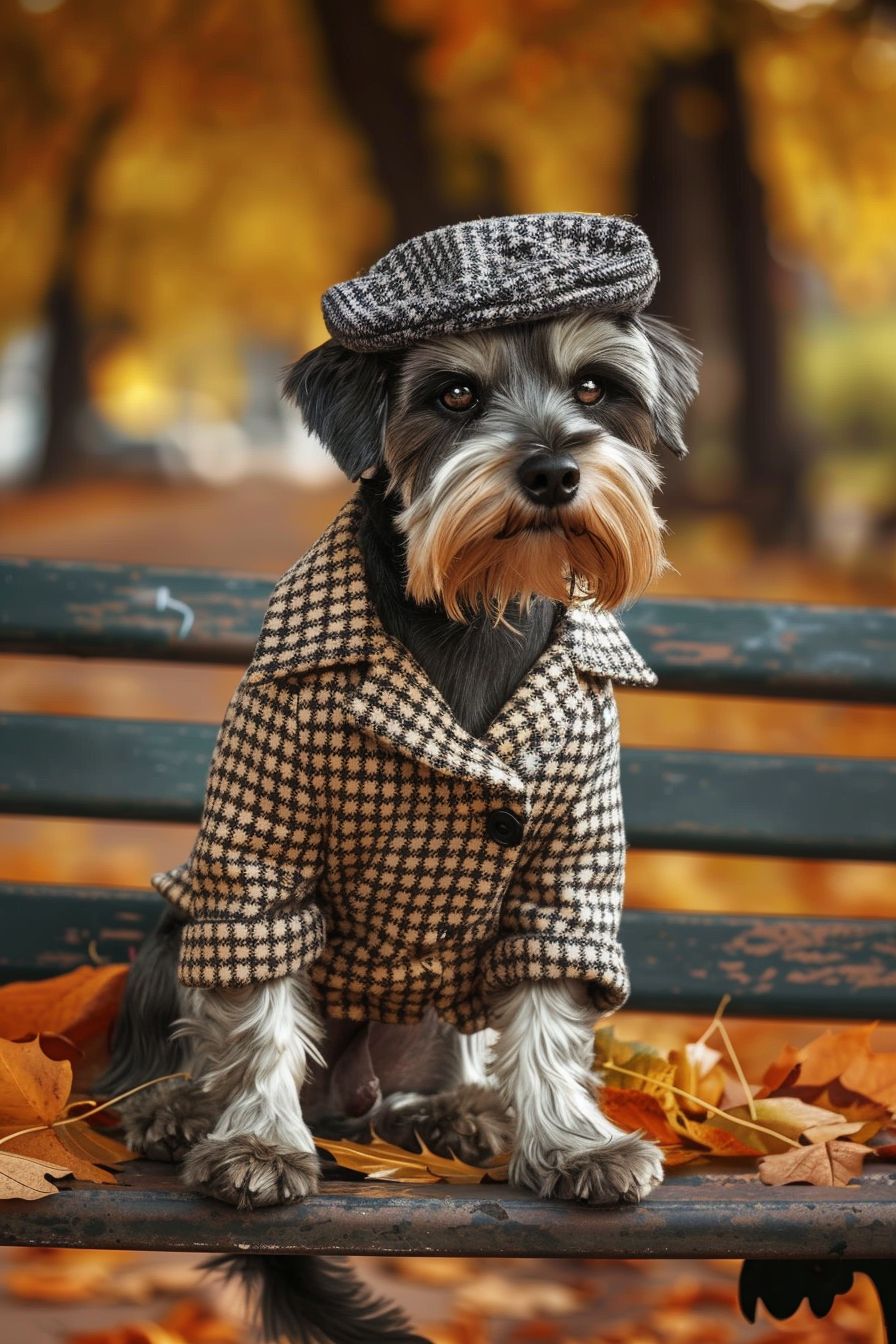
[490,979,663,1204]
[177,973,323,1208]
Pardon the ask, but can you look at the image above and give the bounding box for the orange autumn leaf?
[315,1132,509,1184]
[0,1037,135,1190]
[0,1037,71,1127]
[0,966,129,1050]
[0,1151,72,1201]
[762,1025,896,1112]
[599,1086,680,1146]
[758,1141,873,1188]
[2,1120,135,1184]
[668,1111,758,1158]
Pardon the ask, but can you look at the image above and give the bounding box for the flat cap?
[322,213,659,352]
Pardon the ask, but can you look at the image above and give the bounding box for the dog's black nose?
[516,452,580,507]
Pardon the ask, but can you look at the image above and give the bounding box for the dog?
[101,215,699,1343]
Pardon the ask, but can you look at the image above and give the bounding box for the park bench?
[0,555,894,1337]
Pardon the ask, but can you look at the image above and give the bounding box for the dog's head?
[283,312,699,621]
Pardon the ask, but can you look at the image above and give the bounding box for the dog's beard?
[395,433,668,623]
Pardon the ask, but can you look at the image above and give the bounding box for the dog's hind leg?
[178,973,323,1208]
[96,909,217,1158]
[490,978,664,1204]
[365,1025,514,1165]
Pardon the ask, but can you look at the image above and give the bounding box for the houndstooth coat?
[152,494,657,1032]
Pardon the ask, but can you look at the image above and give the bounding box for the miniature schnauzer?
[103,307,699,1343]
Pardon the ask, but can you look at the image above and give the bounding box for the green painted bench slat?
[2,1160,894,1259]
[3,881,894,1019]
[3,558,896,703]
[1,712,893,861]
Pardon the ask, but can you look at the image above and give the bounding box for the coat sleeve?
[479,682,631,1015]
[151,672,326,989]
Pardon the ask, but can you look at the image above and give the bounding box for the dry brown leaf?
[763,1025,896,1113]
[0,1150,72,1201]
[0,1037,138,1190]
[711,1098,860,1155]
[758,1140,873,1187]
[0,966,129,1049]
[315,1132,509,1184]
[0,1036,71,1127]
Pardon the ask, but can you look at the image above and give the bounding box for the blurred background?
[1,0,894,1340]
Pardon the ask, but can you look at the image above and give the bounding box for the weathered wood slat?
[1,713,894,860]
[2,882,894,1020]
[3,558,895,702]
[2,1160,894,1258]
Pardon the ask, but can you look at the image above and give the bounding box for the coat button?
[486,808,524,847]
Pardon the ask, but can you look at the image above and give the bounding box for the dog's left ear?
[636,316,701,459]
[281,339,391,480]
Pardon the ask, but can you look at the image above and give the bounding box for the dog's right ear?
[281,340,391,481]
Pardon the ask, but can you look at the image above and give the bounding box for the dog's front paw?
[181,1134,320,1208]
[119,1080,216,1162]
[512,1132,664,1205]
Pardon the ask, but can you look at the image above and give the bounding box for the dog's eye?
[438,382,478,413]
[573,378,605,406]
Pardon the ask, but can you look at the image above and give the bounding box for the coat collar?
[245,493,657,692]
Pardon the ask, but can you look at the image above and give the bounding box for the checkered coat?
[152,494,657,1032]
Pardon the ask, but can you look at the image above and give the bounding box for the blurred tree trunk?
[306,0,505,247]
[37,103,126,485]
[635,47,807,545]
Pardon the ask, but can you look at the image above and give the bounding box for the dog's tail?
[208,1253,432,1344]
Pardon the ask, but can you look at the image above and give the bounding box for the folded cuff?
[176,905,326,989]
[480,934,630,1014]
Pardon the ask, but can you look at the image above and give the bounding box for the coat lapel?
[245,491,656,789]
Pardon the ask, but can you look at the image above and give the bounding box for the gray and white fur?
[102,309,698,1344]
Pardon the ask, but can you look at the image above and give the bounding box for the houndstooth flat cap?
[322,213,659,352]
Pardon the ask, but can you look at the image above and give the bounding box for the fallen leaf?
[758,1140,873,1187]
[595,1030,677,1107]
[711,1098,860,1155]
[315,1133,509,1184]
[670,1043,727,1117]
[0,966,129,1050]
[0,1037,137,1188]
[0,1036,71,1127]
[0,1151,72,1201]
[763,1025,896,1113]
[599,1087,680,1146]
